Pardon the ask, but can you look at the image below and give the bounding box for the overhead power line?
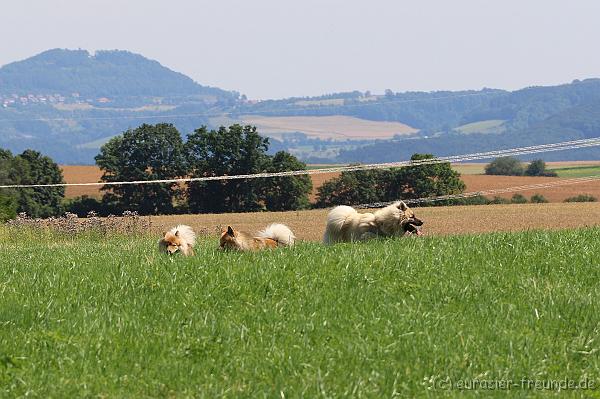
[0,137,599,189]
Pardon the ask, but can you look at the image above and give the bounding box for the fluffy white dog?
[323,201,423,244]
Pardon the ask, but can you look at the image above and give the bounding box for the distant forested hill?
[0,49,239,163]
[237,88,508,131]
[0,49,234,99]
[331,80,600,162]
[240,79,600,131]
[0,48,599,164]
[236,79,600,162]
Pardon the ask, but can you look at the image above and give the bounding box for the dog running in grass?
[323,201,424,244]
[220,223,296,251]
[158,225,197,256]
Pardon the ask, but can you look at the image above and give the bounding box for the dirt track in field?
[147,202,600,242]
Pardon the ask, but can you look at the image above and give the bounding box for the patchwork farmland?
[4,5,600,396]
[61,161,600,203]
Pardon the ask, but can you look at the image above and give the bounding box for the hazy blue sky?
[1,0,599,99]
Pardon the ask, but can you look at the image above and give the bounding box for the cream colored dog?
[323,201,423,244]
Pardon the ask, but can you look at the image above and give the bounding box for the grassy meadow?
[2,227,600,397]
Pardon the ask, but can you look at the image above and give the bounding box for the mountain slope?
[336,99,600,163]
[1,49,600,164]
[0,49,240,163]
[0,48,232,99]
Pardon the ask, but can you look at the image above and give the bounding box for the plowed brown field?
[461,175,600,202]
[60,166,103,198]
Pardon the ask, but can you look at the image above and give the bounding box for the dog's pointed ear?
[175,230,180,237]
[227,226,235,236]
[396,201,408,211]
[161,231,167,237]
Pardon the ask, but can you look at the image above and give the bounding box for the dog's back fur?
[323,201,422,244]
[158,224,196,256]
[220,223,295,251]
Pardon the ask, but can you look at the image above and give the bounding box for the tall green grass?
[1,228,600,397]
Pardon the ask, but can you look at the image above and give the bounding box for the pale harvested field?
[452,163,487,175]
[547,160,600,167]
[237,115,418,139]
[146,202,600,242]
[308,172,339,201]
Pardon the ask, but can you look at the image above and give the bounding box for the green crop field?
[454,119,506,135]
[550,165,600,178]
[2,227,600,397]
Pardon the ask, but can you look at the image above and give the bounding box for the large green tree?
[0,150,17,221]
[315,169,386,207]
[16,150,66,217]
[185,125,312,213]
[524,159,557,177]
[0,149,65,218]
[485,156,525,176]
[316,154,465,207]
[95,123,187,215]
[384,154,466,201]
[261,151,312,211]
[185,125,270,213]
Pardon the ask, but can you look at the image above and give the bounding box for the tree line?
[315,154,465,207]
[77,123,313,215]
[484,157,557,177]
[3,122,574,221]
[0,149,65,220]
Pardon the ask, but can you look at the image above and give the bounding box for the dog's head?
[159,230,185,255]
[219,226,237,250]
[398,201,424,234]
[375,201,424,236]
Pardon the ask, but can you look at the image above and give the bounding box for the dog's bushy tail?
[171,225,196,247]
[257,223,296,247]
[323,205,356,244]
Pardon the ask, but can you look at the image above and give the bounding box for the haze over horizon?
[1,0,600,99]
